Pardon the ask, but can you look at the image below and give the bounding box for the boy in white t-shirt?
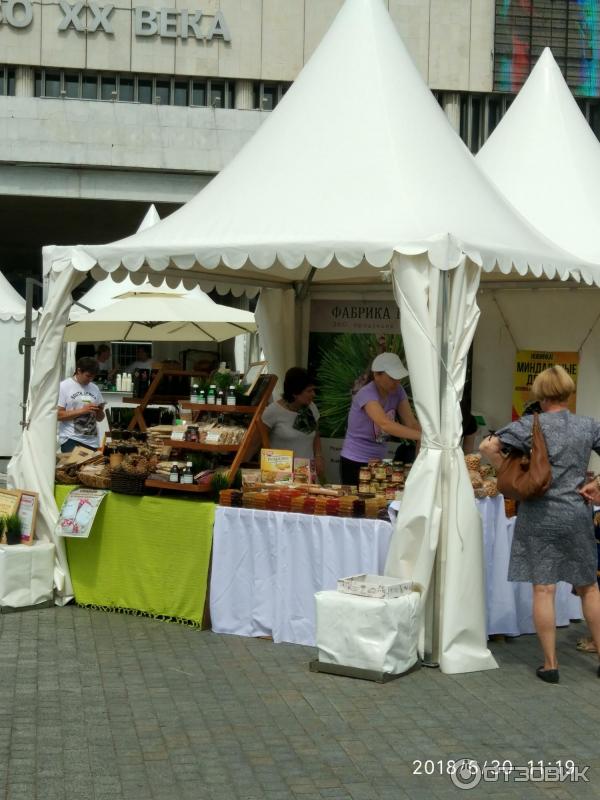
[57,357,106,452]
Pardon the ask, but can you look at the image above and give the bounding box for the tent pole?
[423,269,450,667]
[18,277,42,429]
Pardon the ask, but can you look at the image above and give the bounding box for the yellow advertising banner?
[512,350,579,420]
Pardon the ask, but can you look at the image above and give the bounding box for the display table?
[55,486,215,626]
[210,498,583,647]
[211,507,393,645]
[0,542,55,610]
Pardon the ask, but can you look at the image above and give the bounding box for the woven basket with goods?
[110,453,151,495]
[79,463,111,490]
[110,472,147,495]
[55,465,80,485]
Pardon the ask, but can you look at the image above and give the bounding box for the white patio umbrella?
[64,287,257,342]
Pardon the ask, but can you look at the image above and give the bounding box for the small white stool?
[312,590,420,681]
[0,542,55,610]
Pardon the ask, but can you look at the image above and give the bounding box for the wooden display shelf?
[179,402,257,414]
[128,369,277,487]
[162,440,239,453]
[144,478,212,494]
[122,396,181,405]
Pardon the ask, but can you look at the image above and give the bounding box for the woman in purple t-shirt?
[339,352,421,485]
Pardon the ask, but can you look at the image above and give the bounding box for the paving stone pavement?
[0,607,599,800]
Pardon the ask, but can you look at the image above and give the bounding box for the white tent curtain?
[385,252,497,673]
[8,265,85,604]
[1,320,29,457]
[255,288,298,397]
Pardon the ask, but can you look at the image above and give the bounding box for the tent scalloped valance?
[88,266,260,299]
[43,236,600,288]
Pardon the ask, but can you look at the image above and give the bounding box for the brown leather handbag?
[496,413,552,502]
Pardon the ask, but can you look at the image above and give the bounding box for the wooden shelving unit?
[144,479,213,494]
[125,368,205,432]
[139,372,277,493]
[160,441,239,453]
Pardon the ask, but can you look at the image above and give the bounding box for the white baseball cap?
[371,352,408,381]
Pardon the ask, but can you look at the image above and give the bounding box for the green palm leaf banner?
[309,332,411,439]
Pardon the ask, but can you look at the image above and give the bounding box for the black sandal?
[536,666,559,684]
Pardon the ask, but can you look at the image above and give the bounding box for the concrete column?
[235,79,254,110]
[15,66,35,97]
[443,92,461,133]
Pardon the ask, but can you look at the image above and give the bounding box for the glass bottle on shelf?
[181,462,194,485]
[169,464,180,483]
[198,388,206,404]
[207,385,216,404]
[216,388,224,406]
[226,386,236,406]
[190,384,199,402]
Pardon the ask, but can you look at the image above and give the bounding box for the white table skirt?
[211,508,393,646]
[480,496,582,636]
[210,499,583,647]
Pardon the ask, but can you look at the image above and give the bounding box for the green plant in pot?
[210,470,231,500]
[211,370,234,392]
[5,513,22,545]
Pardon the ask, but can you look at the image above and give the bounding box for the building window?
[28,68,235,110]
[137,78,152,104]
[192,80,207,106]
[100,74,117,101]
[457,93,515,153]
[253,81,290,111]
[155,78,171,105]
[209,80,225,108]
[173,80,188,107]
[0,67,16,96]
[45,71,61,97]
[82,74,98,100]
[64,72,80,98]
[118,76,134,102]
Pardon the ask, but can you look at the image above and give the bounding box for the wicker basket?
[55,467,80,485]
[110,472,147,495]
[79,468,111,490]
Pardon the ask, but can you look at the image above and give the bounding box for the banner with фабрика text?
[512,350,578,420]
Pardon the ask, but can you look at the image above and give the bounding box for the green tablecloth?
[55,486,215,626]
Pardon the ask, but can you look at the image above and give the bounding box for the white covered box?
[337,573,414,599]
[315,589,421,676]
[0,542,55,609]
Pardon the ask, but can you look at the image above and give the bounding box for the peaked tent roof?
[43,0,599,286]
[0,271,37,322]
[477,47,600,265]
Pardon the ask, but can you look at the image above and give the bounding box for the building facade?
[1,0,600,291]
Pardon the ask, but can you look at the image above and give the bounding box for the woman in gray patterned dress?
[480,366,600,684]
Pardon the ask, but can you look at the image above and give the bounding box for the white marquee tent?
[474,47,600,440]
[0,271,38,458]
[477,47,600,263]
[9,0,600,673]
